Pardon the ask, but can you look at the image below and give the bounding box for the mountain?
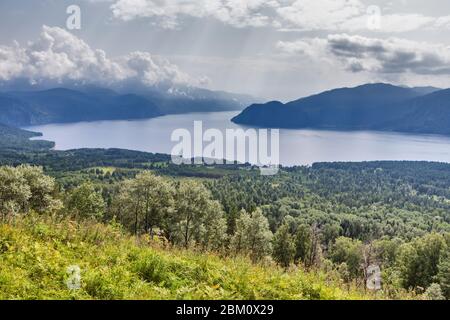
[232,83,450,135]
[73,84,255,114]
[409,86,442,96]
[380,89,450,135]
[131,86,256,114]
[233,83,423,129]
[0,84,255,127]
[0,123,54,150]
[0,95,39,126]
[0,88,162,127]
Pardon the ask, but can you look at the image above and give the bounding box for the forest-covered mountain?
[232,83,450,135]
[381,88,450,134]
[0,88,162,126]
[140,86,256,114]
[0,85,254,127]
[0,123,54,150]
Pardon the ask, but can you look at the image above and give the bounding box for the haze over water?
[26,111,450,166]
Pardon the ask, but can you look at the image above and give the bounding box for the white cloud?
[277,34,450,76]
[0,25,204,88]
[111,0,280,29]
[108,0,450,33]
[123,51,195,86]
[341,13,441,33]
[276,0,363,31]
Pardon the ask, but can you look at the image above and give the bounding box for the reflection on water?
[26,111,450,166]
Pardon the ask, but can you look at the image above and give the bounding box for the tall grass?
[0,214,382,300]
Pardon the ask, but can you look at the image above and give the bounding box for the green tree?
[321,223,341,248]
[172,180,225,249]
[198,200,228,251]
[0,166,30,217]
[330,237,364,280]
[131,171,174,237]
[294,224,313,266]
[272,223,295,268]
[373,237,403,268]
[68,182,105,219]
[424,283,445,300]
[19,165,61,213]
[437,253,450,299]
[397,233,447,290]
[112,172,174,236]
[0,165,61,217]
[231,208,273,262]
[230,209,251,255]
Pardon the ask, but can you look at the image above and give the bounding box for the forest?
[0,148,449,300]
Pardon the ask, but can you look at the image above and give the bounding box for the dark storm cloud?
[326,34,450,75]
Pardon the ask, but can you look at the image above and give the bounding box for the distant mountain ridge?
[139,86,256,115]
[0,88,162,126]
[380,88,450,134]
[408,86,441,96]
[232,83,450,135]
[0,85,255,127]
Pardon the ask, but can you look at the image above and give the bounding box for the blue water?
[26,111,450,166]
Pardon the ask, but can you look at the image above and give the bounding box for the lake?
[26,111,450,166]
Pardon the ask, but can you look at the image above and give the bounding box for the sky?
[1,0,450,101]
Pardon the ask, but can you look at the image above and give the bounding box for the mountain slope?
[0,88,162,126]
[77,84,255,114]
[380,89,450,134]
[0,123,54,150]
[137,86,256,114]
[0,214,371,300]
[0,85,255,127]
[410,86,442,95]
[0,95,43,127]
[232,83,450,134]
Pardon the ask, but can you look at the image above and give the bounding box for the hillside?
[0,215,369,300]
[232,83,450,135]
[0,89,162,127]
[379,89,450,134]
[142,86,256,114]
[0,155,448,300]
[0,123,54,151]
[0,85,254,127]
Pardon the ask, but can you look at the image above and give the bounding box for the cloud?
[340,13,437,33]
[110,0,280,29]
[108,0,450,33]
[0,25,204,88]
[275,0,363,31]
[277,34,450,76]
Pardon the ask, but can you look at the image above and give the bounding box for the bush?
[0,215,374,300]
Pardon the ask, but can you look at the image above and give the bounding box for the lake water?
[26,111,450,166]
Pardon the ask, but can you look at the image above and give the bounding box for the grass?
[0,214,380,300]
